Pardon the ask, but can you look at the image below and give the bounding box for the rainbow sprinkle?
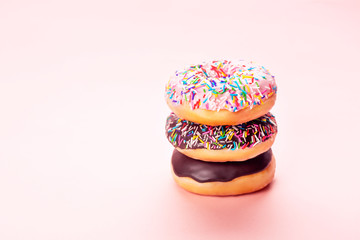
[165,112,277,151]
[165,60,277,112]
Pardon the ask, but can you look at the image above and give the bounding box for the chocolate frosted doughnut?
[166,112,277,162]
[171,149,276,196]
[172,148,273,182]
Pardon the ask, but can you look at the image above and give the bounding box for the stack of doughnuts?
[165,60,278,196]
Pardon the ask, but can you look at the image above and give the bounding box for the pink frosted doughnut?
[165,60,277,125]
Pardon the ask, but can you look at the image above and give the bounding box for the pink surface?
[0,0,360,239]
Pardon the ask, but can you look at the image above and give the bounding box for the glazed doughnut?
[165,60,277,126]
[166,112,277,162]
[171,148,275,196]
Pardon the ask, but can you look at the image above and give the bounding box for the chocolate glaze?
[166,112,277,150]
[172,149,273,183]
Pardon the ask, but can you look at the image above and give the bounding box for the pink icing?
[165,60,277,112]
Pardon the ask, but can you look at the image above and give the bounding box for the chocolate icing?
[172,149,273,183]
[166,112,277,150]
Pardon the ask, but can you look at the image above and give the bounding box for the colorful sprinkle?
[165,60,276,112]
[165,112,277,151]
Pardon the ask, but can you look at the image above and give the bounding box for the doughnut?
[165,60,277,126]
[171,148,275,196]
[165,112,277,162]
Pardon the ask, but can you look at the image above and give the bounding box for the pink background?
[1,0,359,239]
